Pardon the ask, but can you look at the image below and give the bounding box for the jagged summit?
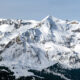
[0,16,80,78]
[42,15,53,21]
[42,15,60,24]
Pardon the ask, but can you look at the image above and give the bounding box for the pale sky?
[0,0,80,21]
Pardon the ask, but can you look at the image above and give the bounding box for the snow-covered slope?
[0,16,80,78]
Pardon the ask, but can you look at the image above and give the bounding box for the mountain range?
[0,16,80,78]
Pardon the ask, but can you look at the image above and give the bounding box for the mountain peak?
[42,15,58,22]
[0,16,80,78]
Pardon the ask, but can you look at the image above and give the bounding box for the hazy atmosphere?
[0,0,80,20]
[0,0,80,80]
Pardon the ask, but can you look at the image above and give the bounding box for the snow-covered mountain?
[0,16,80,78]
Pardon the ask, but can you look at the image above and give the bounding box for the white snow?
[74,44,80,53]
[0,16,80,78]
[0,24,14,32]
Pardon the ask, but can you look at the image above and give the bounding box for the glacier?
[0,16,80,78]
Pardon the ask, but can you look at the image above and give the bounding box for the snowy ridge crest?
[0,16,80,78]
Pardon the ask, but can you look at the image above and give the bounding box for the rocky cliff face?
[0,16,80,78]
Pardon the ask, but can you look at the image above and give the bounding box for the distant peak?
[42,15,52,21]
[42,15,59,22]
[45,15,53,19]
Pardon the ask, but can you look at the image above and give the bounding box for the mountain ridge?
[0,16,80,78]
